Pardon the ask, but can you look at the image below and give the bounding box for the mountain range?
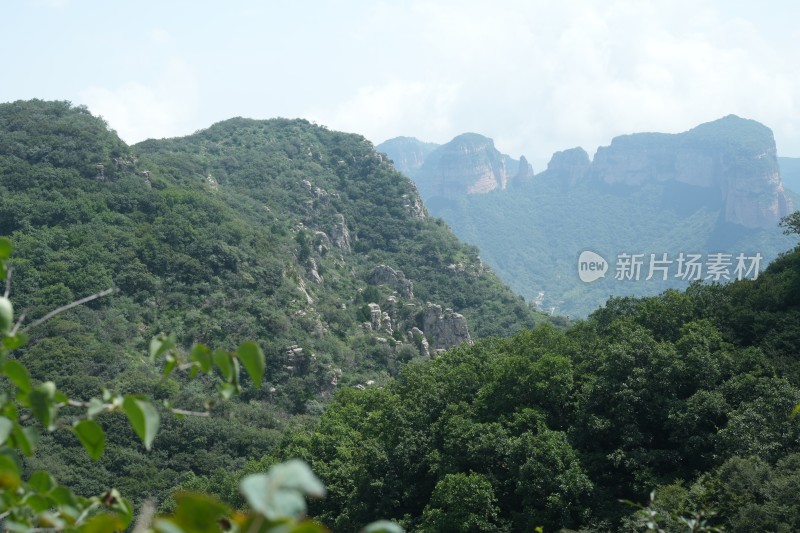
[379,115,796,317]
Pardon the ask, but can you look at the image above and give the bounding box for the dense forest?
[1,100,799,532]
[169,235,799,532]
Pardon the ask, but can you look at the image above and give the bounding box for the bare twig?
[171,408,211,417]
[21,288,116,332]
[3,266,11,298]
[10,312,25,336]
[132,499,156,533]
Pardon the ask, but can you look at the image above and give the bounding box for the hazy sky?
[4,0,799,169]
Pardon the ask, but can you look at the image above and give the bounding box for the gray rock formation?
[306,258,323,284]
[422,303,472,350]
[330,214,351,251]
[407,326,430,357]
[414,133,520,199]
[544,147,591,188]
[514,155,535,184]
[370,265,414,299]
[313,231,331,254]
[402,183,427,220]
[589,115,793,228]
[381,311,393,335]
[368,303,382,331]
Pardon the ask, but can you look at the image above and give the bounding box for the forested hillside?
[0,100,549,507]
[235,242,800,532]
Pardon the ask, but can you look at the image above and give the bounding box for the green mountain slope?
[270,243,800,531]
[0,99,549,504]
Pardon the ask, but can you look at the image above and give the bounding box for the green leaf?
[4,360,32,392]
[218,382,236,400]
[361,521,405,533]
[29,381,58,431]
[149,333,176,362]
[0,416,13,445]
[163,353,177,376]
[237,342,266,388]
[213,349,233,381]
[79,513,127,533]
[0,452,21,489]
[123,396,160,451]
[12,423,39,456]
[2,332,26,350]
[73,420,106,460]
[240,460,326,520]
[171,492,231,533]
[28,471,57,493]
[22,493,50,513]
[0,237,11,259]
[189,344,212,376]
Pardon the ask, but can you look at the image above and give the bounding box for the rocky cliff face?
[513,155,535,185]
[379,133,534,200]
[541,147,591,188]
[589,115,793,228]
[540,117,793,228]
[416,133,509,198]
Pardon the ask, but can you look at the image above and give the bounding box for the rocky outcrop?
[422,303,472,350]
[330,214,351,251]
[367,303,382,331]
[589,115,793,228]
[313,231,331,254]
[402,183,427,220]
[513,155,535,185]
[370,265,414,299]
[381,312,393,335]
[306,258,323,284]
[407,326,430,357]
[543,147,591,188]
[414,133,527,199]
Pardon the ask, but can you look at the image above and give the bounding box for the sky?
[3,0,800,170]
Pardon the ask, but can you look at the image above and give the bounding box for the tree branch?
[3,266,11,298]
[21,288,117,332]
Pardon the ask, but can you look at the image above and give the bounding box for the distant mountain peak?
[377,136,439,176]
[590,115,791,228]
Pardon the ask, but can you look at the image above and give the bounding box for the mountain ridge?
[382,115,795,317]
[0,99,552,504]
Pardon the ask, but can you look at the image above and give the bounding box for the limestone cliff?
[589,115,793,228]
[541,147,591,188]
[411,133,526,199]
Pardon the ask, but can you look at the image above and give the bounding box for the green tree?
[418,472,505,533]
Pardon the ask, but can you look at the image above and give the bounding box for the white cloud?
[305,80,462,144]
[316,0,800,166]
[79,58,199,143]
